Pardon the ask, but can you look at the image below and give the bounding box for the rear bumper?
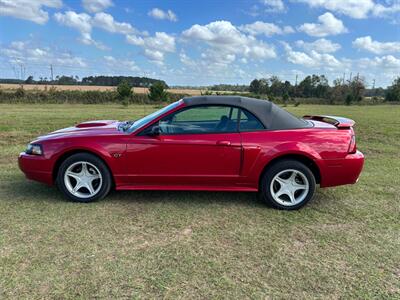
[319,150,364,188]
[18,152,53,185]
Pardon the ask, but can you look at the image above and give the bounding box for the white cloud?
[93,12,136,34]
[357,55,400,82]
[126,35,144,46]
[298,12,347,37]
[0,0,62,24]
[126,32,176,64]
[54,11,93,44]
[143,50,165,63]
[182,20,276,65]
[55,11,139,49]
[82,0,113,13]
[372,2,400,17]
[144,32,176,53]
[179,51,197,68]
[295,38,341,53]
[296,0,400,19]
[240,21,294,36]
[261,0,285,12]
[148,8,177,22]
[353,36,400,54]
[53,11,107,48]
[104,55,139,71]
[1,40,87,67]
[282,42,346,69]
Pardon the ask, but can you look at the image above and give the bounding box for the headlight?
[26,143,43,155]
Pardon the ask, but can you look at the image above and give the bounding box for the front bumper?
[319,150,364,188]
[18,152,53,185]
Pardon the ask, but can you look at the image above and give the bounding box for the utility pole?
[342,72,346,85]
[13,66,17,79]
[295,74,298,86]
[372,79,376,97]
[50,64,54,82]
[349,72,352,82]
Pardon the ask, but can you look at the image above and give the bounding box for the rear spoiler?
[303,115,355,128]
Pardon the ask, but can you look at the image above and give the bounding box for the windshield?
[126,100,181,133]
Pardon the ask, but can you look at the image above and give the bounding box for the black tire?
[260,159,316,210]
[56,153,112,203]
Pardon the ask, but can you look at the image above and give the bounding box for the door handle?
[216,140,231,146]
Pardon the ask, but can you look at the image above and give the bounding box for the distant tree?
[385,77,400,102]
[148,82,169,102]
[81,75,168,88]
[25,76,34,84]
[349,76,365,102]
[345,94,354,105]
[258,78,269,94]
[282,92,290,105]
[297,74,329,98]
[56,75,78,85]
[268,76,283,96]
[116,80,133,106]
[314,75,329,98]
[249,79,261,94]
[283,80,292,97]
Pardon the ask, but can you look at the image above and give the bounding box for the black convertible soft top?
[183,96,309,130]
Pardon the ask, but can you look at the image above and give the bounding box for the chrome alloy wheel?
[269,169,309,206]
[64,161,102,199]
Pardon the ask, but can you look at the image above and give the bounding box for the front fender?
[47,138,126,184]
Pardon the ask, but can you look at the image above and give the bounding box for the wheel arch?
[52,149,115,186]
[259,153,321,188]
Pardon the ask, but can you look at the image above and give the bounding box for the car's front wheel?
[56,153,112,202]
[260,159,316,210]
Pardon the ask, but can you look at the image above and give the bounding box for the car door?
[124,105,242,188]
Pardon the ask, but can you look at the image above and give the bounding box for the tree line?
[249,75,400,103]
[0,75,168,88]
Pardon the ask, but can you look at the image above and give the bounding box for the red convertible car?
[19,96,364,210]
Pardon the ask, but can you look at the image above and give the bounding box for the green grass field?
[0,103,399,299]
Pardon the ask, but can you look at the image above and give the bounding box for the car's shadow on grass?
[3,179,266,208]
[3,179,330,210]
[107,189,266,208]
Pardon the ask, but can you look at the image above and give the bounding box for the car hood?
[36,120,124,141]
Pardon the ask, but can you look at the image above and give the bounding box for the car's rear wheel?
[260,159,316,210]
[56,153,112,202]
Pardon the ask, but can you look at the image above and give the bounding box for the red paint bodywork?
[19,101,364,192]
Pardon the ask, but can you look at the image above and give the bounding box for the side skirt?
[115,185,258,192]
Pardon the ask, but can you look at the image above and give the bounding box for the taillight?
[348,135,357,154]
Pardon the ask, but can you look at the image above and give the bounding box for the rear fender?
[244,142,322,185]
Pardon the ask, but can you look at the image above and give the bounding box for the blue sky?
[0,0,399,87]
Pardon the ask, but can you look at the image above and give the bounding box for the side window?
[239,109,265,131]
[159,105,239,134]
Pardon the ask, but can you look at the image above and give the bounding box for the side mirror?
[148,125,161,136]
